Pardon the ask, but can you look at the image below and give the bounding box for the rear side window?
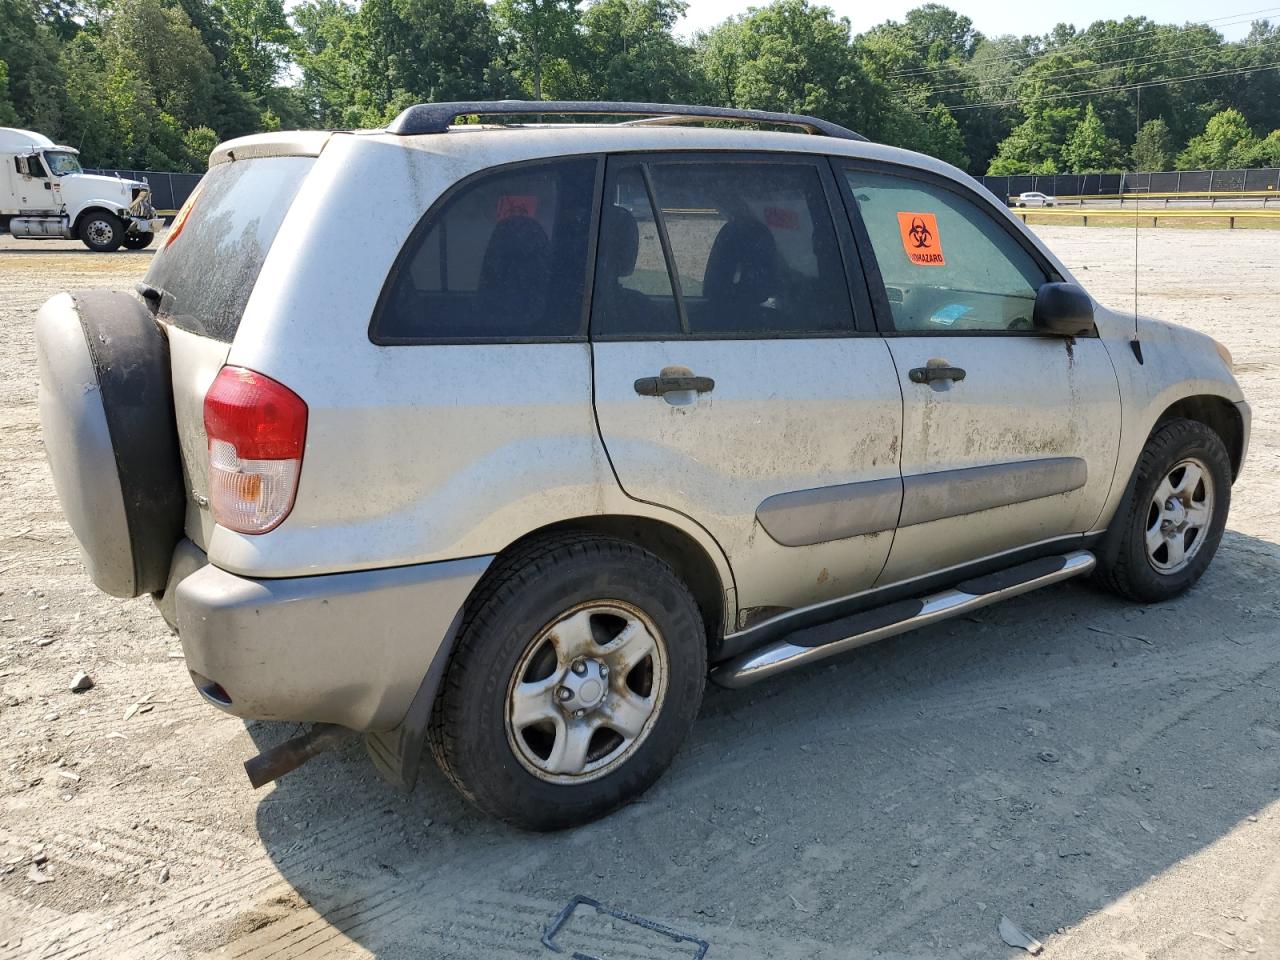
[146,156,314,343]
[592,159,854,338]
[844,170,1049,333]
[373,158,598,343]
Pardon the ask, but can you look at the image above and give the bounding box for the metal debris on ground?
[999,916,1044,955]
[542,894,709,959]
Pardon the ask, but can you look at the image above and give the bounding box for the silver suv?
[36,102,1249,830]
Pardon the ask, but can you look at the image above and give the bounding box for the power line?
[927,60,1280,112]
[913,31,1280,99]
[882,6,1280,80]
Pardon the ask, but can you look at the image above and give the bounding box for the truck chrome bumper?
[128,215,163,235]
[165,540,491,731]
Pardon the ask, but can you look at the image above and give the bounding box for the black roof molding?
[386,100,868,142]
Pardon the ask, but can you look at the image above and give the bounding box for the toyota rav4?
[36,101,1249,830]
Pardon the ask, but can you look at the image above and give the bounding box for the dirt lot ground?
[1,226,1278,960]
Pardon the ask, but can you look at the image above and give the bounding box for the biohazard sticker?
[896,212,945,266]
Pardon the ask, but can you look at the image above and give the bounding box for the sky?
[673,0,1267,39]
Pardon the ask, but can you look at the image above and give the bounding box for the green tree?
[1062,103,1123,172]
[1131,118,1172,171]
[1177,108,1257,169]
[698,0,880,139]
[560,0,706,102]
[493,0,578,100]
[0,60,19,124]
[221,0,294,96]
[987,106,1079,175]
[183,124,219,166]
[0,0,65,131]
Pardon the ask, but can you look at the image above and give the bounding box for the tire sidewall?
[442,545,705,829]
[1121,422,1232,599]
[80,213,123,252]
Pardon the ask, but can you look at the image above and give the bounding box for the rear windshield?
[145,156,314,342]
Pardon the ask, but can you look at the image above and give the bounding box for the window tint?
[845,171,1049,333]
[592,160,853,338]
[374,158,597,342]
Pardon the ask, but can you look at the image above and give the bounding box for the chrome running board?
[711,550,1096,688]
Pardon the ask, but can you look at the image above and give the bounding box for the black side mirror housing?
[1033,282,1096,336]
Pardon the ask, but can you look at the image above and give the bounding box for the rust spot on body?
[817,567,829,585]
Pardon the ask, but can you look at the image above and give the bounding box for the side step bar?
[711,550,1096,688]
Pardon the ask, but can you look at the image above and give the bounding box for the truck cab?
[0,127,163,251]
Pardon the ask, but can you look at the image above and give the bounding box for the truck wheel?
[122,232,154,250]
[429,534,706,830]
[79,212,125,252]
[1094,418,1232,602]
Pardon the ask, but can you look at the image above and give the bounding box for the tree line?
[2,0,1279,175]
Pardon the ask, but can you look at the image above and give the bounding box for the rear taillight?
[203,366,307,534]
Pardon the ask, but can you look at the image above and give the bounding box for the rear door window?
[372,158,598,343]
[592,158,855,338]
[146,156,315,342]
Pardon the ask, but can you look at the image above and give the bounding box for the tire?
[36,290,186,597]
[1094,418,1232,602]
[79,212,125,252]
[122,231,154,250]
[429,533,706,830]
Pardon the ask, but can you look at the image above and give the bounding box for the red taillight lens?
[203,366,307,534]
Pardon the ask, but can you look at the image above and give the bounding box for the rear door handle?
[634,373,715,397]
[908,364,966,384]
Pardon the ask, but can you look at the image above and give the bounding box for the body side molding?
[755,457,1088,549]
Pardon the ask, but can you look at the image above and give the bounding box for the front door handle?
[908,363,966,384]
[634,369,716,397]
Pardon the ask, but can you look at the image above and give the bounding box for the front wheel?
[122,231,154,250]
[429,534,706,830]
[1094,418,1232,602]
[79,212,125,252]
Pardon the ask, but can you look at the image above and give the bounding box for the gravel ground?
[0,226,1278,960]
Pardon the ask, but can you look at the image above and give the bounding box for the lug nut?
[599,664,609,677]
[557,687,573,701]
[571,660,587,676]
[574,709,586,719]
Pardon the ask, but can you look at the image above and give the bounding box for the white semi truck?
[1,128,164,251]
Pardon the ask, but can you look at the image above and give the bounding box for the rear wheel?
[122,231,154,250]
[429,534,706,830]
[1094,418,1232,602]
[79,212,124,252]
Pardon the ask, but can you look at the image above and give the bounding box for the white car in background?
[1014,190,1057,207]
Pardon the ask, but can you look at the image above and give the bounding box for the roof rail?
[385,100,868,142]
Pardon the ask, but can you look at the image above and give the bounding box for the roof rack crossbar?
[385,100,867,142]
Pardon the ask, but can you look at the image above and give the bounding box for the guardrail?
[1013,207,1280,228]
[1010,190,1280,206]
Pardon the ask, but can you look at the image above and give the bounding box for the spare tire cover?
[36,290,186,597]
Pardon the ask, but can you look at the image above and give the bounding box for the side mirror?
[1033,282,1096,337]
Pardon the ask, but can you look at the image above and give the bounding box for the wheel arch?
[72,203,125,232]
[504,515,730,645]
[1153,394,1245,479]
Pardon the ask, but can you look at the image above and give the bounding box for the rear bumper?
[168,540,490,731]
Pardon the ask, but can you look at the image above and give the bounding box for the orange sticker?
[896,211,945,266]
